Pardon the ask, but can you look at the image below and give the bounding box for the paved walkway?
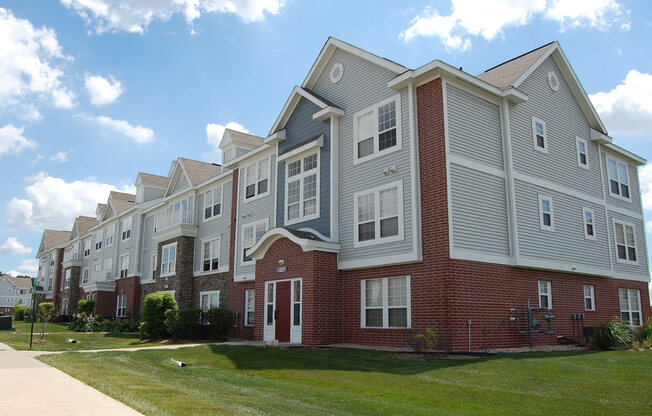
[0,342,143,415]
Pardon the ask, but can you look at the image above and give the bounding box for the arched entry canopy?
[246,228,340,260]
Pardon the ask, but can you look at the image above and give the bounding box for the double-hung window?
[584,285,595,311]
[607,156,630,199]
[354,181,403,247]
[103,258,113,280]
[582,207,596,240]
[200,290,220,313]
[244,289,255,326]
[285,151,319,224]
[576,137,589,168]
[242,219,268,263]
[116,294,127,318]
[354,95,401,163]
[64,269,71,288]
[203,186,222,220]
[619,288,641,326]
[83,240,91,257]
[105,224,115,247]
[538,194,554,231]
[82,268,89,284]
[538,280,552,309]
[121,217,132,241]
[150,254,157,280]
[532,116,548,153]
[94,232,103,251]
[202,238,220,272]
[50,253,55,267]
[361,276,410,328]
[614,221,637,263]
[119,254,129,278]
[244,157,269,199]
[161,243,177,276]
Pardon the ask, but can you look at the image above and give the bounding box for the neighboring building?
[36,229,71,311]
[0,276,33,315]
[34,38,650,350]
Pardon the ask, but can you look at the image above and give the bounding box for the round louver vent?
[330,62,344,84]
[547,71,560,91]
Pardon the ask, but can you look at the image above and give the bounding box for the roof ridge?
[482,41,555,73]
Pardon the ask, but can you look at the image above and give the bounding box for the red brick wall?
[94,291,116,317]
[115,276,141,319]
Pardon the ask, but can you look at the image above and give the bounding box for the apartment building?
[0,276,33,315]
[35,38,649,350]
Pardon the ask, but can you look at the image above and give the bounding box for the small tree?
[13,304,29,321]
[140,292,178,339]
[76,299,96,315]
[37,302,56,341]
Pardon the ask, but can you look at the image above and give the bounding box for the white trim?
[576,137,589,170]
[583,284,595,311]
[407,82,423,264]
[263,129,286,146]
[119,253,129,279]
[449,153,506,178]
[244,289,255,326]
[284,149,320,226]
[582,206,596,241]
[538,280,552,309]
[605,154,632,202]
[269,86,332,135]
[353,179,404,248]
[360,276,411,329]
[501,98,520,261]
[313,106,344,122]
[160,242,177,277]
[199,290,221,311]
[242,153,272,203]
[116,293,127,318]
[338,251,420,270]
[199,236,222,274]
[277,135,323,162]
[202,184,223,223]
[612,219,638,265]
[531,116,548,154]
[240,218,270,266]
[248,227,340,260]
[619,288,642,327]
[538,194,554,232]
[443,80,455,262]
[353,94,403,165]
[330,115,339,241]
[603,142,646,166]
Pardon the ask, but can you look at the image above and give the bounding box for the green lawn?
[0,321,192,351]
[38,346,652,415]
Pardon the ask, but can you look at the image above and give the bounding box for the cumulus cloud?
[17,259,39,276]
[640,164,652,212]
[49,150,70,163]
[0,8,75,118]
[203,121,248,162]
[92,115,154,143]
[85,74,123,106]
[60,0,285,34]
[6,172,135,231]
[589,70,652,137]
[0,237,32,255]
[400,0,627,50]
[0,125,37,158]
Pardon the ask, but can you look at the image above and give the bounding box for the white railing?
[91,271,113,282]
[154,209,194,233]
[63,250,81,262]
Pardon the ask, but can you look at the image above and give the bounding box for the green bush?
[591,320,633,350]
[70,312,139,333]
[205,308,234,340]
[13,304,29,321]
[139,292,178,339]
[165,308,202,340]
[76,299,95,315]
[632,318,652,348]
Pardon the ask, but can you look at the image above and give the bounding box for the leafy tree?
[37,302,56,341]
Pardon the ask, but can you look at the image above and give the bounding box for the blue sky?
[0,1,650,295]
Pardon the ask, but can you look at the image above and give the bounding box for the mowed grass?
[0,321,191,351]
[39,346,652,416]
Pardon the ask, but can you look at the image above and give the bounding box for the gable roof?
[71,216,96,240]
[40,229,71,252]
[3,276,32,288]
[178,158,222,186]
[477,42,555,91]
[220,129,264,149]
[137,172,169,188]
[95,203,107,219]
[269,85,344,135]
[109,191,136,215]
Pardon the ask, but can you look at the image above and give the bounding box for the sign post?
[29,278,37,349]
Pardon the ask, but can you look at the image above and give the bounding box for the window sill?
[608,193,632,203]
[285,212,320,226]
[242,192,271,204]
[202,215,222,223]
[353,234,404,249]
[353,145,402,166]
[615,258,638,266]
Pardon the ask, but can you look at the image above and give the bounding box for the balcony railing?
[63,251,81,263]
[91,271,113,282]
[154,209,194,233]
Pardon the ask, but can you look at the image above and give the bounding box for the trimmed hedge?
[139,292,178,340]
[205,308,234,340]
[76,299,95,315]
[164,308,202,340]
[13,304,29,321]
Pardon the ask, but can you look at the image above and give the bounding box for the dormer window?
[223,148,234,164]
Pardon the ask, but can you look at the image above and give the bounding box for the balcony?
[62,251,82,268]
[84,271,116,292]
[153,209,197,241]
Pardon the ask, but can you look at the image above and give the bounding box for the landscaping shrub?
[13,304,29,321]
[591,320,633,350]
[70,313,139,333]
[205,308,234,340]
[37,302,56,340]
[76,299,95,315]
[164,308,202,340]
[632,318,652,349]
[140,292,178,339]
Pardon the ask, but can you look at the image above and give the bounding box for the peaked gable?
[269,86,342,135]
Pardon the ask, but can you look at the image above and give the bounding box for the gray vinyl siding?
[514,179,611,271]
[276,97,331,237]
[141,214,157,281]
[607,211,649,278]
[101,223,117,277]
[446,84,503,169]
[601,149,642,212]
[235,147,250,158]
[116,212,139,277]
[194,180,232,273]
[143,187,165,203]
[449,165,510,256]
[509,56,603,199]
[173,173,190,194]
[81,238,91,270]
[311,48,414,263]
[234,150,277,279]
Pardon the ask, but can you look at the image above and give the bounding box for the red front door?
[275,281,291,342]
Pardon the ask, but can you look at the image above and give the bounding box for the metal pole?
[526,297,533,348]
[29,278,37,349]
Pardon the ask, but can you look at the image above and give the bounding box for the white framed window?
[613,220,637,264]
[116,294,127,318]
[361,276,410,328]
[82,268,89,284]
[50,252,55,266]
[93,262,101,276]
[203,186,223,221]
[538,194,554,231]
[151,254,157,280]
[244,156,270,200]
[64,269,71,288]
[119,254,129,278]
[285,151,319,224]
[531,116,548,153]
[200,290,220,312]
[83,239,91,257]
[223,148,233,164]
[161,242,177,277]
[619,288,642,326]
[105,223,115,247]
[584,285,595,311]
[354,94,402,164]
[244,289,255,326]
[103,258,113,280]
[607,156,630,200]
[94,232,103,251]
[121,216,132,241]
[538,280,552,309]
[241,218,268,263]
[353,180,404,248]
[582,207,596,240]
[202,237,221,272]
[576,137,589,169]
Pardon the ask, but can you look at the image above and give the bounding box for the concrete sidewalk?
[0,342,143,415]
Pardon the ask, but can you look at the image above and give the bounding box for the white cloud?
[60,0,285,34]
[0,237,32,255]
[0,8,75,117]
[400,0,627,50]
[6,172,135,231]
[0,125,37,158]
[203,121,248,162]
[640,164,652,212]
[93,115,154,143]
[49,150,70,163]
[7,270,19,277]
[589,70,652,137]
[17,259,39,276]
[85,74,123,106]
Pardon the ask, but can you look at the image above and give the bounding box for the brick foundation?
[115,276,141,319]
